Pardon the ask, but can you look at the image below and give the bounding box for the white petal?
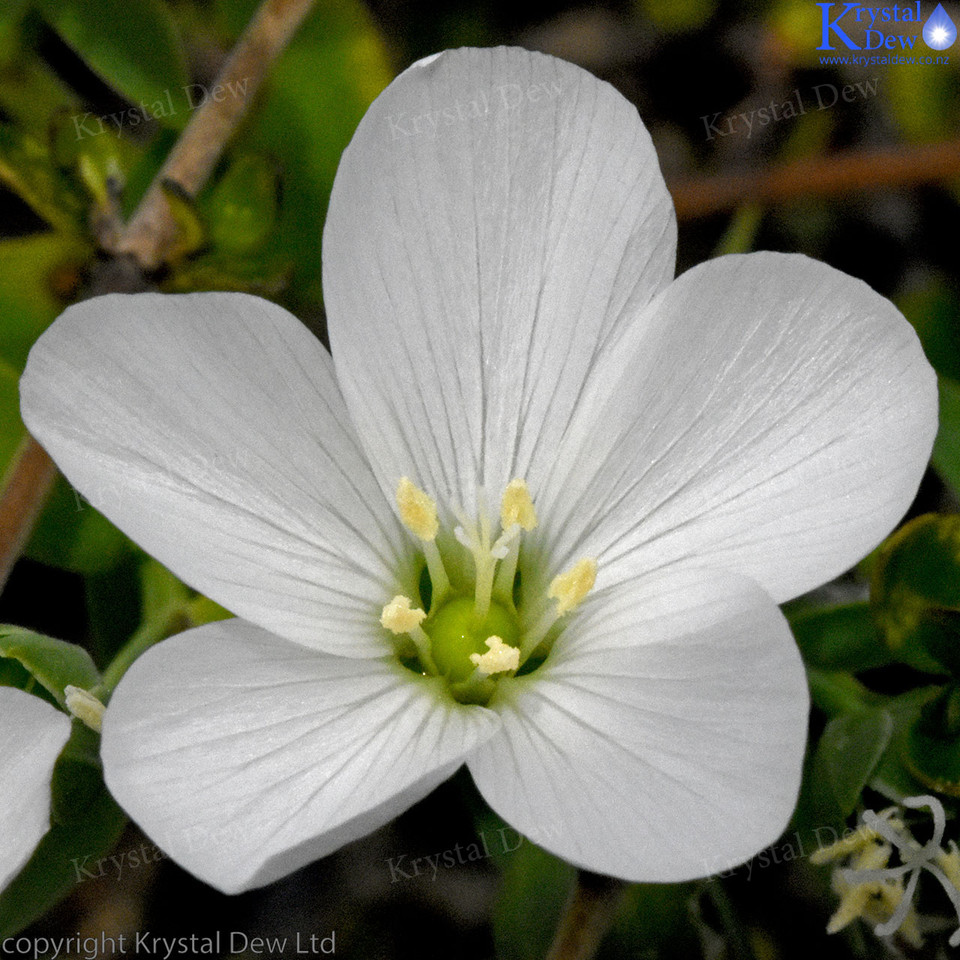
[324,46,676,509]
[21,292,409,657]
[0,688,71,890]
[532,253,937,602]
[101,618,500,893]
[468,566,808,882]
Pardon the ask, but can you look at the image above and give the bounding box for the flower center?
[380,476,596,704]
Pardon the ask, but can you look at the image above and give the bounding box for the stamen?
[64,685,105,733]
[469,635,521,676]
[380,595,426,634]
[501,478,537,532]
[520,557,599,661]
[379,596,437,674]
[548,557,597,615]
[396,477,439,541]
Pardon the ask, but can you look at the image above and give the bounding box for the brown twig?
[669,138,960,220]
[0,437,58,588]
[544,870,626,960]
[114,0,318,269]
[0,0,317,590]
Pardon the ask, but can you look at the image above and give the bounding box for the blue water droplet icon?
[923,3,957,50]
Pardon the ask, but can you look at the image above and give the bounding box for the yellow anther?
[811,824,891,865]
[548,558,597,615]
[380,595,427,634]
[500,478,537,532]
[469,636,521,676]
[937,841,960,889]
[64,685,105,733]
[396,477,439,541]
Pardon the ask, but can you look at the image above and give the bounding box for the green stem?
[98,608,188,697]
[543,870,626,960]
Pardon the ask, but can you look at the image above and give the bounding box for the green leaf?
[0,625,100,706]
[816,709,894,816]
[870,686,937,802]
[25,475,135,575]
[0,359,26,485]
[897,278,960,383]
[871,514,960,674]
[35,0,189,125]
[0,0,30,66]
[205,153,278,255]
[0,723,126,937]
[905,685,960,795]
[789,602,894,672]
[492,839,575,960]
[0,125,88,233]
[597,883,699,959]
[933,376,960,495]
[0,232,90,371]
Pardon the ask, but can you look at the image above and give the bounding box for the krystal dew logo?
[817,2,957,51]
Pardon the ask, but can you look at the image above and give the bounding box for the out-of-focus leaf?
[25,476,135,576]
[139,559,191,626]
[934,376,960,495]
[0,61,75,142]
[0,723,126,937]
[870,686,937,801]
[205,153,278,255]
[215,0,393,308]
[637,0,716,31]
[35,0,189,125]
[871,514,960,674]
[0,625,100,706]
[816,709,894,816]
[0,360,25,483]
[906,685,960,795]
[160,180,206,263]
[806,667,876,717]
[597,882,699,960]
[492,838,575,960]
[712,205,762,257]
[790,602,894,672]
[164,250,293,297]
[897,278,960,383]
[0,126,87,234]
[0,0,29,66]
[186,594,233,625]
[885,62,960,144]
[0,232,90,371]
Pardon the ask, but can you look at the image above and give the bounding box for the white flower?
[19,47,936,894]
[0,688,71,889]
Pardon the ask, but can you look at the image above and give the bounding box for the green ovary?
[425,597,520,682]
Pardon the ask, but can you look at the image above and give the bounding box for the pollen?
[396,476,439,541]
[380,595,427,634]
[469,635,521,676]
[549,557,598,615]
[64,684,105,733]
[500,478,538,532]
